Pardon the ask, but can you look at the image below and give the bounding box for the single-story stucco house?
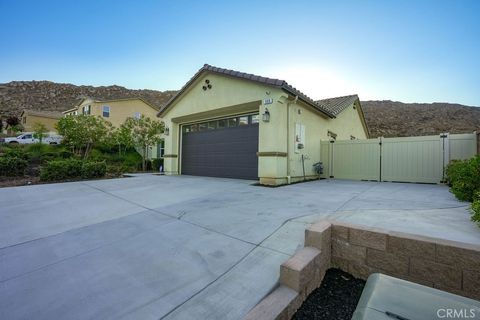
[158,64,369,185]
[20,109,63,132]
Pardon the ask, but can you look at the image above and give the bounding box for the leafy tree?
[124,115,164,171]
[32,122,48,143]
[6,116,20,127]
[6,116,22,134]
[110,121,135,155]
[56,115,112,159]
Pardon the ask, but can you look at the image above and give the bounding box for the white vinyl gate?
[320,133,477,183]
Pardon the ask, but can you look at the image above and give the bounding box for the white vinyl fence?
[320,133,477,183]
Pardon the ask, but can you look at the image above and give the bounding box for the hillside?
[361,100,480,137]
[0,81,176,116]
[0,81,479,138]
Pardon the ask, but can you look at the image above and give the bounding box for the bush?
[40,159,107,181]
[152,158,164,172]
[446,156,480,202]
[106,164,125,176]
[3,147,29,160]
[40,159,83,181]
[81,161,107,179]
[472,191,480,225]
[0,156,28,176]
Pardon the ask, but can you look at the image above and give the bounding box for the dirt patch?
[293,268,365,320]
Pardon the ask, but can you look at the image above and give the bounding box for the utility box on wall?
[295,123,305,153]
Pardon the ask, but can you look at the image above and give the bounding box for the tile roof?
[315,94,359,117]
[157,64,336,118]
[21,109,63,119]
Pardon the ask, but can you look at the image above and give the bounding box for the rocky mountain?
[361,100,480,137]
[0,81,478,138]
[0,81,176,116]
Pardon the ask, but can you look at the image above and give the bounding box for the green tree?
[124,115,164,171]
[32,122,48,143]
[6,116,22,134]
[56,115,112,159]
[110,121,135,155]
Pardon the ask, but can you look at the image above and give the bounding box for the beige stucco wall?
[260,99,368,185]
[159,71,369,184]
[160,72,285,175]
[23,114,59,132]
[81,99,158,128]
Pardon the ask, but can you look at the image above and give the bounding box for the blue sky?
[0,0,479,106]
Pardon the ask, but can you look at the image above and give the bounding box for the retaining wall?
[244,220,480,320]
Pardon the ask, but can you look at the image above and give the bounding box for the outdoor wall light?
[164,127,170,135]
[262,108,270,122]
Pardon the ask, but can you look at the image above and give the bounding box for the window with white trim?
[102,105,110,117]
[82,105,91,115]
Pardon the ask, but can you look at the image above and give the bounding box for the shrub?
[0,156,28,176]
[472,191,480,225]
[81,161,107,179]
[152,158,164,172]
[446,156,480,202]
[4,147,29,160]
[106,164,125,176]
[40,159,83,181]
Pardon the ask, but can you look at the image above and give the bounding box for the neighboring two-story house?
[63,97,164,159]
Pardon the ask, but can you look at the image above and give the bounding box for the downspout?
[286,95,298,184]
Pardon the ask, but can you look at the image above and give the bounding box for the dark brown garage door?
[181,115,259,180]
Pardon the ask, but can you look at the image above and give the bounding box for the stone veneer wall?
[331,221,480,300]
[244,220,480,320]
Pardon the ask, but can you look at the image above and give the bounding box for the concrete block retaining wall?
[244,220,480,320]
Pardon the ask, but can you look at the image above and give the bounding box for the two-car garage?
[180,114,259,180]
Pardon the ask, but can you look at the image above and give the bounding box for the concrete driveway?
[1,175,479,320]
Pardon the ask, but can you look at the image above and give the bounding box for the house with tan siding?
[20,110,62,132]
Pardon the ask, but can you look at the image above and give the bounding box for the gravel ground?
[293,268,366,320]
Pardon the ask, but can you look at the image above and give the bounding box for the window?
[23,134,32,139]
[239,116,248,126]
[208,121,216,130]
[134,112,141,119]
[102,105,110,118]
[228,118,238,127]
[73,111,78,116]
[157,140,165,158]
[22,117,26,124]
[181,114,259,133]
[82,105,91,115]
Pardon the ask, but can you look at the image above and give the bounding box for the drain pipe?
[301,154,306,181]
[286,95,298,184]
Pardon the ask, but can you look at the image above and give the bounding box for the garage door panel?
[181,123,258,180]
